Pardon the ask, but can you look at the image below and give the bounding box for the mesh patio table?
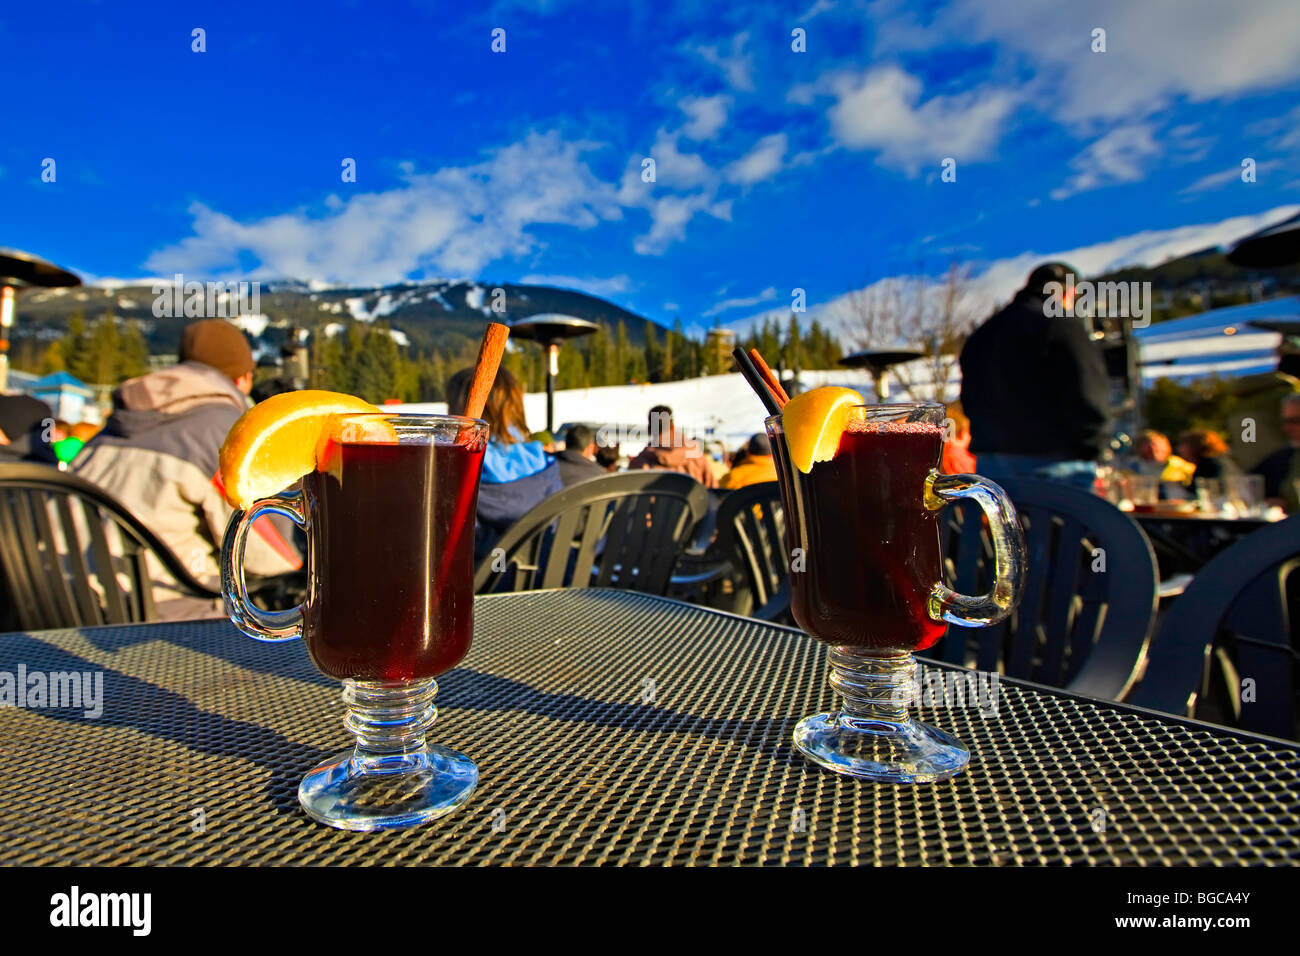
[0,588,1297,866]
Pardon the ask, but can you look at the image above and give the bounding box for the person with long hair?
[446,364,562,559]
[1176,428,1241,483]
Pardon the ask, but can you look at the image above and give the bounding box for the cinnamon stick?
[749,349,790,406]
[464,322,510,420]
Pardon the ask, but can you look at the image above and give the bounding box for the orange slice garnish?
[780,386,865,473]
[218,390,380,509]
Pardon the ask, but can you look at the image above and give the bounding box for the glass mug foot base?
[298,744,478,832]
[793,712,969,783]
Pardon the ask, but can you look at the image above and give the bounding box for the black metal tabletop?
[1,589,1297,865]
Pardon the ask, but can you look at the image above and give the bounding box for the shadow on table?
[0,635,337,825]
[441,666,803,764]
[72,621,335,689]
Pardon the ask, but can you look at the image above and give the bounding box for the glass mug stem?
[828,647,915,727]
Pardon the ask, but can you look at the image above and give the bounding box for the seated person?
[74,319,301,619]
[445,365,562,561]
[554,424,605,486]
[721,434,777,489]
[1177,429,1241,483]
[1252,394,1300,512]
[627,405,717,488]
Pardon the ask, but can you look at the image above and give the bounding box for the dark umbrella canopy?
[1227,212,1300,268]
[510,314,599,343]
[838,348,924,371]
[0,249,81,288]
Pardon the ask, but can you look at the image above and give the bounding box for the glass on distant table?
[221,413,488,831]
[766,403,1026,784]
[1195,478,1227,516]
[1125,474,1161,513]
[1226,474,1265,518]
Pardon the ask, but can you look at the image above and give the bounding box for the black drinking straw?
[733,346,781,416]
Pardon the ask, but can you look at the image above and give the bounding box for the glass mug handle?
[923,472,1026,627]
[220,490,306,641]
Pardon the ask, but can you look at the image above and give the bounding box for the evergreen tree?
[644,323,663,383]
[312,323,347,391]
[784,313,804,373]
[615,320,631,385]
[662,322,675,380]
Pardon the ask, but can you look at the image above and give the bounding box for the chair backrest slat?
[1004,512,1055,680]
[52,495,104,624]
[80,497,132,625]
[1037,517,1088,683]
[539,507,583,590]
[573,500,613,587]
[0,489,45,628]
[26,491,82,627]
[10,489,62,630]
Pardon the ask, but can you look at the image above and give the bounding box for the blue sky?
[4,0,1300,333]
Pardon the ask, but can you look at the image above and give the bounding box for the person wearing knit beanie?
[179,318,256,392]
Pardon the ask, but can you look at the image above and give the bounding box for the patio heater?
[0,249,81,391]
[509,314,598,435]
[837,348,924,402]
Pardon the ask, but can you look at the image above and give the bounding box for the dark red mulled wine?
[773,420,946,652]
[300,439,483,681]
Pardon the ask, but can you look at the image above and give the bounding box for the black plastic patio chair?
[711,481,790,622]
[1130,514,1300,739]
[474,470,708,595]
[667,482,790,621]
[921,476,1159,699]
[0,462,219,630]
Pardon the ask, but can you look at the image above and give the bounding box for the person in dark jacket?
[1252,394,1300,512]
[0,393,58,464]
[446,365,562,561]
[555,423,605,487]
[959,262,1111,491]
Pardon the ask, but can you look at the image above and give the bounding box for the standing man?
[960,262,1111,491]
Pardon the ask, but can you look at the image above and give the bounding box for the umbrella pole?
[0,286,14,392]
[545,343,558,435]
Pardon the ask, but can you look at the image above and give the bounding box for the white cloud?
[703,286,779,318]
[631,191,731,256]
[146,132,622,285]
[679,94,731,140]
[814,66,1018,173]
[949,0,1300,122]
[518,273,633,298]
[965,205,1300,308]
[691,31,755,92]
[1182,161,1283,194]
[726,205,1300,337]
[1050,123,1162,200]
[725,133,788,185]
[798,0,835,23]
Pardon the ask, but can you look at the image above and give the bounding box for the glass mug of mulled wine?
[221,413,488,831]
[766,402,1026,783]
